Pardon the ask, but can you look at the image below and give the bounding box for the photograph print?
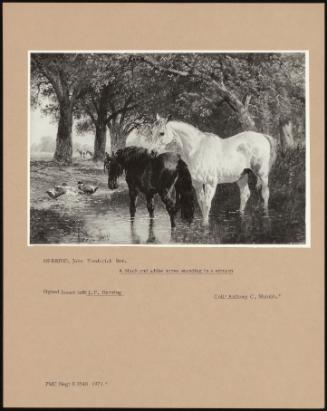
[29,52,308,245]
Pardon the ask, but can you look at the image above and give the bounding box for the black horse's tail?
[175,159,194,222]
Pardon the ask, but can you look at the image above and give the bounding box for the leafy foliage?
[31,52,306,151]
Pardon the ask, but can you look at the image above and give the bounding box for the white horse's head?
[151,114,176,152]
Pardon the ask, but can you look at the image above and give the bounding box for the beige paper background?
[3,3,324,408]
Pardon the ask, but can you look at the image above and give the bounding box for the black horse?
[104,146,194,228]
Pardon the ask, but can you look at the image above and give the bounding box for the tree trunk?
[239,106,256,130]
[54,103,73,163]
[279,117,295,149]
[92,85,111,161]
[219,89,256,130]
[93,122,107,162]
[109,123,125,153]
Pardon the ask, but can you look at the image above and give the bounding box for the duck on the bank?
[46,183,68,199]
[77,181,98,194]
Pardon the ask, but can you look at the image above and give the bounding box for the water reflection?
[146,219,160,244]
[130,218,162,244]
[208,211,272,244]
[30,179,305,245]
[130,220,141,244]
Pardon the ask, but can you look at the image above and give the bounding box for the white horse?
[152,115,277,224]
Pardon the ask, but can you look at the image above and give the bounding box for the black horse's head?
[104,151,124,190]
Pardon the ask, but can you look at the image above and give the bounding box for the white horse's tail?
[264,134,278,169]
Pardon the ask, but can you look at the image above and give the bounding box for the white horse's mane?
[168,120,220,140]
[164,120,208,159]
[168,120,203,136]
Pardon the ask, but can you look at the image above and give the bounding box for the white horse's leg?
[202,183,216,225]
[237,173,251,215]
[260,176,270,215]
[194,182,205,216]
[255,173,270,215]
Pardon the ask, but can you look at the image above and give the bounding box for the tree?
[31,53,93,163]
[139,53,305,139]
[140,53,257,132]
[31,52,306,163]
[75,84,112,161]
[75,54,154,158]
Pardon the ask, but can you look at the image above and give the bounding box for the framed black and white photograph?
[29,51,309,246]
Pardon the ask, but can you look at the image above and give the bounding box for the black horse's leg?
[146,218,157,243]
[160,189,177,229]
[146,194,155,219]
[174,188,181,215]
[129,188,138,220]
